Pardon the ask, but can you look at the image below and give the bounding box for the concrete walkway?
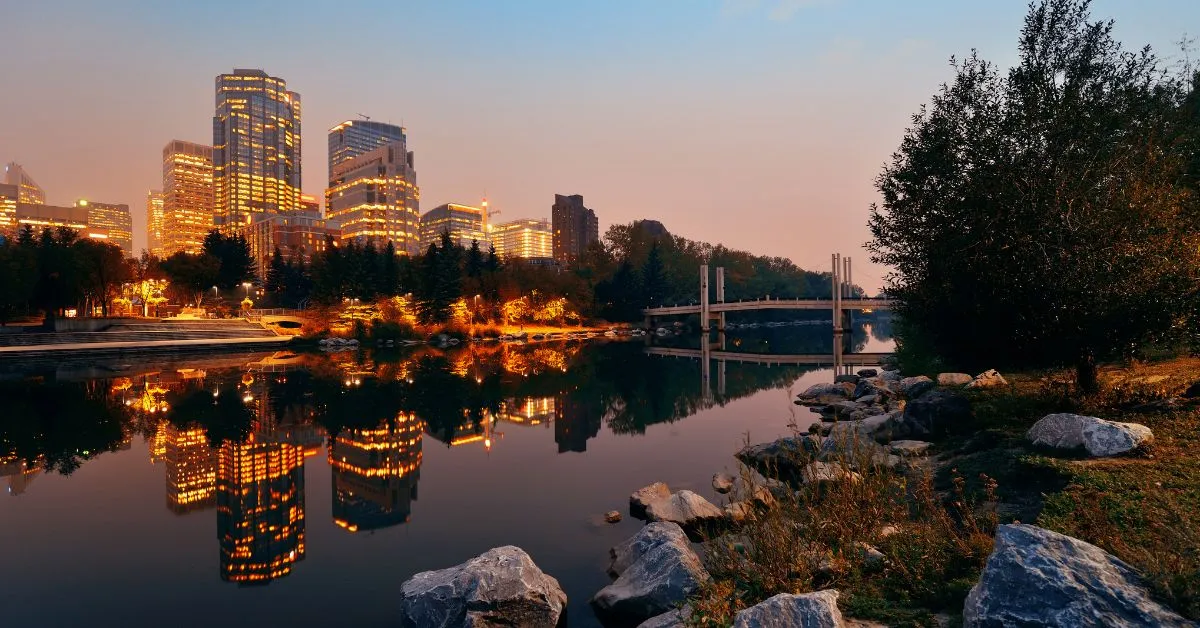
[0,335,292,355]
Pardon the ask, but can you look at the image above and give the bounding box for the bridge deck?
[646,347,891,366]
[643,298,893,316]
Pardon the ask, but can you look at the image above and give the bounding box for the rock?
[856,368,878,377]
[399,545,567,628]
[725,501,754,523]
[644,490,725,529]
[889,440,932,457]
[825,400,862,418]
[712,472,735,494]
[639,608,690,628]
[834,374,860,384]
[877,525,901,540]
[823,413,898,453]
[1183,381,1200,398]
[737,437,811,481]
[966,369,1008,389]
[631,482,672,516]
[937,372,973,386]
[895,389,971,438]
[853,378,888,401]
[856,542,885,568]
[609,521,690,577]
[878,369,902,382]
[1027,413,1153,457]
[801,461,861,485]
[856,394,879,405]
[732,590,845,628]
[798,382,854,404]
[592,526,711,622]
[896,376,935,399]
[605,510,622,523]
[963,524,1193,627]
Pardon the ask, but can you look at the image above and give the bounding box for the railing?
[245,308,305,321]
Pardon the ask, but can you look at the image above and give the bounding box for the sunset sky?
[2,0,1195,292]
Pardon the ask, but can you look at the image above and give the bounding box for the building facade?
[82,199,133,255]
[3,163,46,204]
[14,202,113,244]
[246,211,340,279]
[162,140,214,256]
[551,194,598,264]
[0,183,16,238]
[490,218,552,260]
[327,119,407,173]
[212,69,301,233]
[329,413,422,532]
[326,140,420,254]
[146,190,165,257]
[419,203,487,251]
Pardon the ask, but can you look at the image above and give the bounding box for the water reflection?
[0,321,891,594]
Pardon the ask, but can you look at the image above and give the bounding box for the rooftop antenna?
[356,113,371,121]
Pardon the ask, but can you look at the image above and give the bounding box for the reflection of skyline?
[329,413,423,533]
[554,394,601,454]
[1,458,41,496]
[164,423,218,514]
[216,426,307,586]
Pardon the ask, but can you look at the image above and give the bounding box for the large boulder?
[399,546,567,628]
[963,524,1193,627]
[797,382,855,404]
[894,389,972,438]
[644,490,725,529]
[937,372,973,386]
[801,461,862,486]
[856,368,878,377]
[592,525,711,622]
[732,590,845,627]
[853,378,888,401]
[609,521,690,577]
[966,369,1008,389]
[630,482,672,516]
[896,376,935,399]
[889,440,932,457]
[1026,413,1153,457]
[639,608,689,627]
[737,437,812,480]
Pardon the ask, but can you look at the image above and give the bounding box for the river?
[0,321,892,627]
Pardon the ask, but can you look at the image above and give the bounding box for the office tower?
[162,140,214,256]
[327,119,407,173]
[298,193,319,215]
[217,431,306,585]
[0,183,16,238]
[212,69,301,232]
[418,203,487,251]
[164,424,218,514]
[246,212,340,279]
[3,163,46,204]
[329,413,423,532]
[81,199,133,255]
[551,194,598,264]
[490,219,552,260]
[146,190,165,256]
[14,201,112,243]
[326,139,420,253]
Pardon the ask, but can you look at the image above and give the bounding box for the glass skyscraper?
[3,163,46,205]
[212,70,301,233]
[326,138,420,254]
[162,140,214,256]
[327,120,407,173]
[146,190,165,257]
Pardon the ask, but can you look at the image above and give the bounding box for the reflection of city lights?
[242,394,253,403]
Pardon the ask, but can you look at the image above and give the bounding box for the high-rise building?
[162,140,214,256]
[551,194,598,264]
[3,163,46,205]
[164,424,218,514]
[419,203,487,251]
[246,212,340,279]
[490,219,553,260]
[0,183,17,238]
[326,139,420,253]
[329,413,423,532]
[217,432,306,585]
[327,119,407,173]
[298,193,319,215]
[212,69,301,233]
[81,199,132,255]
[15,202,112,243]
[146,190,165,257]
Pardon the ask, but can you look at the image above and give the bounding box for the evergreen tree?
[466,240,484,278]
[641,240,667,307]
[380,241,400,296]
[265,247,286,301]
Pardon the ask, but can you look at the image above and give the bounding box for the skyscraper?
[3,163,46,204]
[81,199,133,255]
[551,194,598,264]
[419,203,487,251]
[0,183,16,238]
[212,69,301,232]
[490,219,553,260]
[327,119,408,173]
[162,140,214,256]
[329,413,423,532]
[146,190,165,257]
[326,139,420,253]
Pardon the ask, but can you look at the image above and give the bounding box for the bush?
[369,320,420,342]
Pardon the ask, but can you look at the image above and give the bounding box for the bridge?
[643,254,893,332]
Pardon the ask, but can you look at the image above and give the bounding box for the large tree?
[868,0,1200,388]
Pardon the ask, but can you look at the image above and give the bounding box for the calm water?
[0,322,892,627]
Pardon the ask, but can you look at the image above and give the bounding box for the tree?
[74,238,129,317]
[265,247,286,300]
[161,252,220,307]
[867,0,1200,389]
[202,230,255,289]
[0,241,35,324]
[380,241,400,296]
[641,239,668,307]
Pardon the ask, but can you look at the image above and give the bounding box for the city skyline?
[2,1,1197,291]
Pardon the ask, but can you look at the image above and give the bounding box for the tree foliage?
[868,0,1200,384]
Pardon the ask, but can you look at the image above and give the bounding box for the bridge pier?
[715,266,726,332]
[700,264,711,332]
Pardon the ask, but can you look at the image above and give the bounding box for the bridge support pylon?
[700,264,711,332]
[715,266,726,332]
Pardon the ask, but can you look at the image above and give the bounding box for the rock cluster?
[1026,413,1153,457]
[398,546,567,628]
[629,483,724,532]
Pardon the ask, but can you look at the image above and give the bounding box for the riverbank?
[680,356,1200,625]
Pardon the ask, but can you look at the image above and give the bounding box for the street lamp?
[242,282,252,298]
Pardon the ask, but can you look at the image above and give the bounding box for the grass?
[687,356,1200,625]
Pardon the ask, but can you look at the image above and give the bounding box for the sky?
[1,0,1196,293]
